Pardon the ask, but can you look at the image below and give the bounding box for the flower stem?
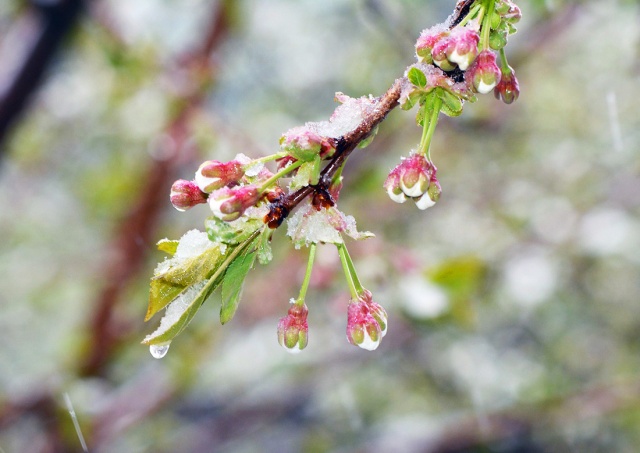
[250,151,289,165]
[258,159,304,195]
[337,242,363,300]
[481,0,495,50]
[499,47,512,72]
[418,95,442,160]
[457,3,482,28]
[296,243,316,305]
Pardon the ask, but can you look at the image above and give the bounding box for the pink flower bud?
[346,292,387,351]
[503,3,521,23]
[384,155,438,207]
[195,160,245,193]
[494,65,520,104]
[169,179,208,211]
[277,302,309,353]
[446,27,479,71]
[415,25,448,64]
[465,50,502,94]
[280,126,335,161]
[208,185,260,222]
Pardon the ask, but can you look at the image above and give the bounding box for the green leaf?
[142,276,221,345]
[146,238,224,321]
[157,239,179,256]
[407,67,427,89]
[290,156,320,190]
[437,89,464,117]
[205,216,260,245]
[220,250,257,324]
[145,279,185,321]
[416,91,437,126]
[162,246,223,287]
[143,231,261,345]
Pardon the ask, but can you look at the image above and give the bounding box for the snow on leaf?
[287,201,374,249]
[143,281,209,345]
[146,230,223,321]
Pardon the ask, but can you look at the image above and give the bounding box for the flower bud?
[432,27,480,72]
[415,26,448,64]
[494,65,520,104]
[169,179,208,211]
[384,154,437,205]
[346,292,387,351]
[465,50,502,94]
[280,126,335,162]
[277,301,309,353]
[208,185,260,222]
[195,160,245,193]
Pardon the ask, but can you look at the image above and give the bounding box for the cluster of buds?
[425,25,480,71]
[346,290,388,351]
[148,1,523,358]
[384,154,441,210]
[414,1,520,100]
[169,155,281,222]
[277,301,309,353]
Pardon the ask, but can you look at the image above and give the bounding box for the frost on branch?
[143,0,522,357]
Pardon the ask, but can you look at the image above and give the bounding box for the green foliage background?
[1,0,640,451]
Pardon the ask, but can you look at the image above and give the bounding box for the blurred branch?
[0,0,84,159]
[78,0,235,377]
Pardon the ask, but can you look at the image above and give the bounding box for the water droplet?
[149,343,170,359]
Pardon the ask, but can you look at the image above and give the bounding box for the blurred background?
[1,0,639,452]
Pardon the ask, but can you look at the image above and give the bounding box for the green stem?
[331,160,346,188]
[499,47,511,72]
[418,95,442,160]
[457,3,483,28]
[250,151,289,165]
[481,0,495,50]
[296,243,316,304]
[258,159,304,195]
[337,243,363,300]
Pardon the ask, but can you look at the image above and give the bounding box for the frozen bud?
[346,293,387,351]
[503,3,522,23]
[465,50,502,94]
[384,154,437,205]
[195,160,244,193]
[280,126,335,162]
[170,179,208,211]
[208,185,260,222]
[359,289,388,338]
[446,27,480,71]
[277,302,309,353]
[494,65,520,104]
[415,26,448,64]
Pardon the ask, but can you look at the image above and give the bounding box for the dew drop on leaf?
[149,343,170,359]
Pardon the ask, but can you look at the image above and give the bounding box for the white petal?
[387,187,407,204]
[477,80,497,94]
[194,172,221,193]
[415,194,436,210]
